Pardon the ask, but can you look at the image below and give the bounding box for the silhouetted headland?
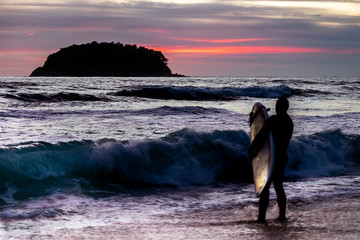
[30,42,184,77]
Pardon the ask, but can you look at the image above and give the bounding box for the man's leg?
[258,187,269,222]
[274,180,286,220]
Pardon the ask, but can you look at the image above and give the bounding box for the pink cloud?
[152,45,360,55]
[171,38,270,43]
[24,31,35,36]
[0,49,48,76]
[141,28,167,33]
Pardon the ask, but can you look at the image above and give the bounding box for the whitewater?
[0,76,359,239]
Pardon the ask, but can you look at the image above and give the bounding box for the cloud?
[169,38,271,43]
[1,0,359,76]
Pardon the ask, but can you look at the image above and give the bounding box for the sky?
[1,0,360,76]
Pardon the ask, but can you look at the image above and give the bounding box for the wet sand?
[162,194,360,240]
[45,194,360,240]
[234,194,360,240]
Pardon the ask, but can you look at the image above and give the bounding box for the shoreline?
[245,193,360,239]
[170,193,360,240]
[134,193,360,239]
[18,193,358,240]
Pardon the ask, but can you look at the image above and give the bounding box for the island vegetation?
[30,41,182,77]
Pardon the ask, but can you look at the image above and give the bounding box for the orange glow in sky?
[154,46,356,55]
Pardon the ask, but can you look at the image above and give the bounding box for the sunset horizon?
[1,0,359,76]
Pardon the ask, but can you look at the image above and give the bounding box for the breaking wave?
[111,85,294,100]
[1,92,107,102]
[0,129,359,201]
[1,85,336,103]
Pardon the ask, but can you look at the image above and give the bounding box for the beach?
[161,193,360,240]
[3,193,357,240]
[114,194,360,240]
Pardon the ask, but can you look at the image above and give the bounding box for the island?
[30,41,183,77]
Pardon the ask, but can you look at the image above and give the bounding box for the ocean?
[0,76,359,239]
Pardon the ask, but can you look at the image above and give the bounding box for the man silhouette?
[248,97,293,222]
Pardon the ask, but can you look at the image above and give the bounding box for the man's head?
[276,97,289,114]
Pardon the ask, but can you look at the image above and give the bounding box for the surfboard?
[249,102,275,197]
